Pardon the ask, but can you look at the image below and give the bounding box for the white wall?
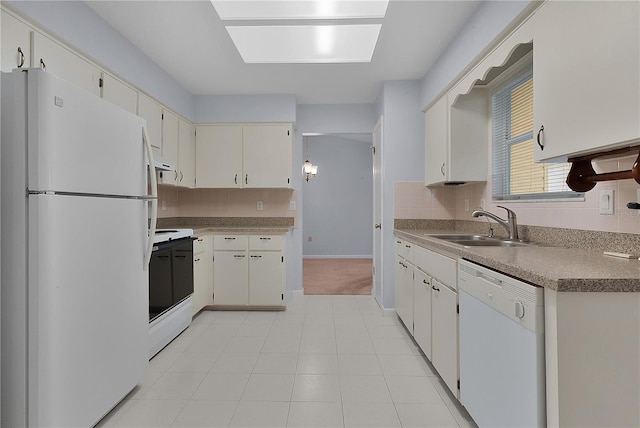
[420,0,532,109]
[377,80,424,309]
[6,0,195,120]
[195,94,296,123]
[303,135,373,258]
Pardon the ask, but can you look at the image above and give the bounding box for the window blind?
[491,69,581,201]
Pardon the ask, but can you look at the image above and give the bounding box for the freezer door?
[25,69,147,197]
[28,194,148,427]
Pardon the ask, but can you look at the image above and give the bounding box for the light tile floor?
[98,295,477,428]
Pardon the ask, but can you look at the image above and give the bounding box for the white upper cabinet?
[160,109,179,185]
[425,97,448,186]
[178,119,196,189]
[100,72,137,115]
[195,124,292,189]
[242,124,292,188]
[533,0,640,161]
[425,87,488,187]
[32,32,101,97]
[196,125,243,188]
[1,11,32,71]
[137,93,163,150]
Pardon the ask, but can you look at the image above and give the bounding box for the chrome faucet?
[471,206,519,240]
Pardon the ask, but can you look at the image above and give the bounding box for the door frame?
[372,116,384,306]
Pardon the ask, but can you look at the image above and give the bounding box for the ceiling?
[86,1,482,104]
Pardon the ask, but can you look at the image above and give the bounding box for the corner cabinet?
[195,123,293,189]
[533,0,640,161]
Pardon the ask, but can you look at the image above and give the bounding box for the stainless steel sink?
[426,234,536,247]
[425,234,492,241]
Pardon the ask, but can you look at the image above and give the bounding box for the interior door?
[373,117,383,305]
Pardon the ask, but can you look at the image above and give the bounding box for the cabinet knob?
[245,174,248,185]
[235,173,238,184]
[441,163,445,176]
[39,58,46,71]
[432,285,440,292]
[375,223,382,229]
[537,125,544,150]
[17,47,25,68]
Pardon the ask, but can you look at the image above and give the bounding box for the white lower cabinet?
[394,254,414,334]
[397,236,459,398]
[192,234,213,315]
[213,234,285,308]
[413,269,432,360]
[431,278,459,397]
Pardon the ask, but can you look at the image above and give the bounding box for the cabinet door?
[534,0,640,161]
[394,255,413,334]
[178,119,196,188]
[160,110,179,185]
[195,125,243,188]
[413,270,432,360]
[1,11,32,71]
[249,252,284,306]
[431,280,458,398]
[425,97,448,185]
[32,32,101,97]
[213,251,248,305]
[138,93,163,150]
[242,124,292,188]
[101,72,137,114]
[193,252,206,315]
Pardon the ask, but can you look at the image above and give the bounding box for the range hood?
[152,147,173,171]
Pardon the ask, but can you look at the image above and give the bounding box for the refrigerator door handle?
[143,126,158,270]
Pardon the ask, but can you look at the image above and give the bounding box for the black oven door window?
[149,247,173,321]
[172,239,194,304]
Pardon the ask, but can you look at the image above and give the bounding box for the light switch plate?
[257,201,264,211]
[599,189,614,215]
[290,201,296,211]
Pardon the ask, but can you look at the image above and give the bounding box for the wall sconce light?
[302,136,319,182]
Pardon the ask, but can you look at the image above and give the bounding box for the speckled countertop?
[157,217,294,236]
[395,228,640,293]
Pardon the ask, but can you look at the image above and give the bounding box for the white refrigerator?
[1,69,157,427]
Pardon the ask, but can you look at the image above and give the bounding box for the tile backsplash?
[395,155,640,234]
[157,187,298,226]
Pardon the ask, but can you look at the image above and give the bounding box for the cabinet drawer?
[394,238,415,263]
[414,245,456,289]
[249,235,282,251]
[213,234,248,250]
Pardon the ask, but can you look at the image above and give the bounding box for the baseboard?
[303,255,373,259]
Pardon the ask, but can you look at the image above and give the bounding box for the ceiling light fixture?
[302,136,318,182]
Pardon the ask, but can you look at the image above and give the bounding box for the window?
[491,67,582,201]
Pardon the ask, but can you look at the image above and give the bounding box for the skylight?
[226,24,382,63]
[211,0,388,64]
[211,0,389,20]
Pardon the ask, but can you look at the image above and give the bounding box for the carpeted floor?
[303,258,373,295]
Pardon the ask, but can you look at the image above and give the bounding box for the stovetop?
[153,228,193,244]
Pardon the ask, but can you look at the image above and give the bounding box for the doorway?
[302,133,373,295]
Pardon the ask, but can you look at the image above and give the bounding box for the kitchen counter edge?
[394,229,640,293]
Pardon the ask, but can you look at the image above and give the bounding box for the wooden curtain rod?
[565,144,640,192]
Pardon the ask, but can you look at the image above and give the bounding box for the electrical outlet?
[290,201,296,211]
[464,199,469,212]
[257,201,264,211]
[599,190,614,215]
[161,200,167,211]
[480,199,486,210]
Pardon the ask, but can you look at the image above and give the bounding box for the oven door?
[148,242,173,322]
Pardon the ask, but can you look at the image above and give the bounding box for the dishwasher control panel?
[458,259,544,334]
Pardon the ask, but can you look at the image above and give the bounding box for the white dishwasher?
[458,259,546,428]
